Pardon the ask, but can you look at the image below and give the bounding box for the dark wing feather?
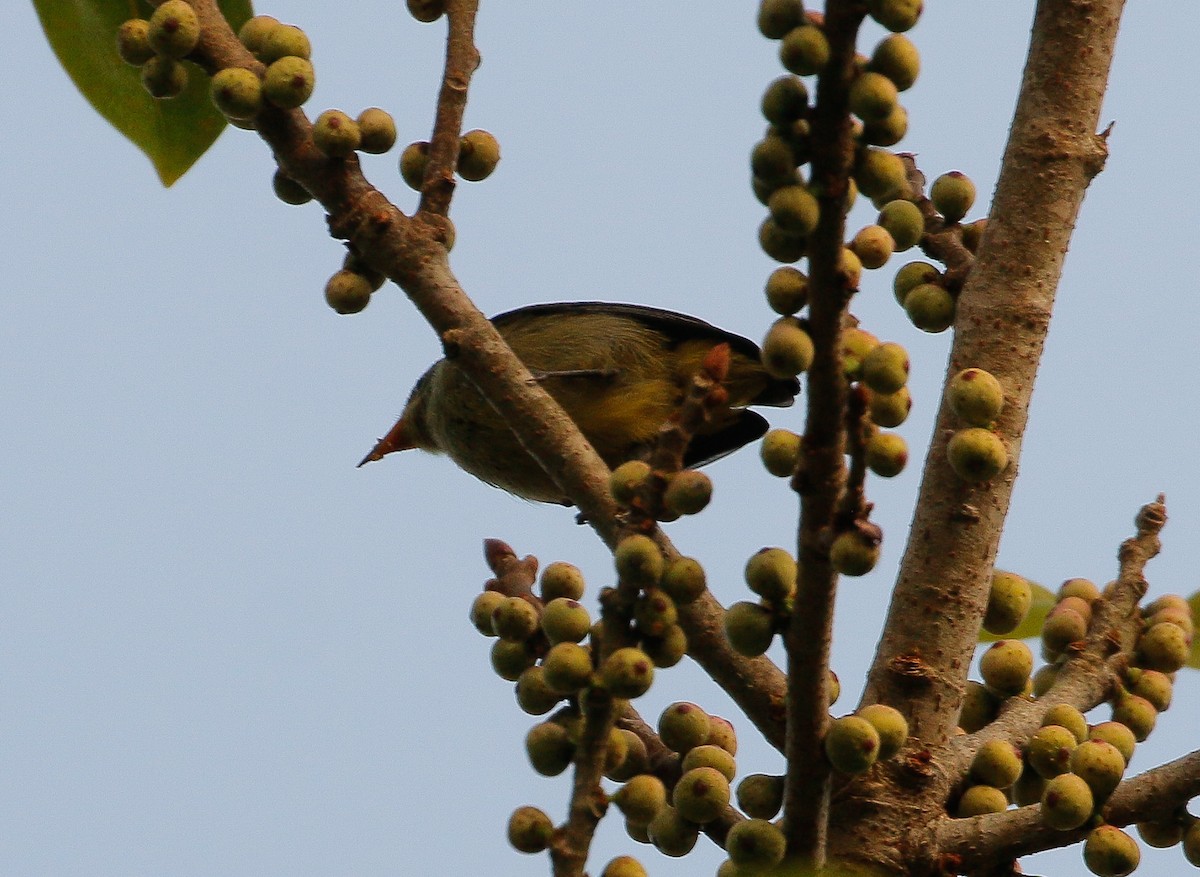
[683,410,771,469]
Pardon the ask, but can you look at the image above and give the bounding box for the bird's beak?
[357,417,416,467]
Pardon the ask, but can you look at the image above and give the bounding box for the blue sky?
[4,4,1198,875]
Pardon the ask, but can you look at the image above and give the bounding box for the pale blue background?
[4,4,1197,875]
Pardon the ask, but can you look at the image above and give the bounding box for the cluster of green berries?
[323,251,387,315]
[955,580,1195,875]
[399,129,502,192]
[753,0,923,269]
[823,703,909,776]
[117,2,203,99]
[609,460,714,522]
[943,367,1008,483]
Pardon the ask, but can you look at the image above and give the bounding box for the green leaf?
[33,0,254,186]
[979,579,1055,643]
[1186,591,1200,670]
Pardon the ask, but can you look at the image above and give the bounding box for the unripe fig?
[458,129,501,181]
[865,432,908,478]
[779,24,831,75]
[507,805,554,853]
[647,806,699,857]
[1042,605,1088,653]
[1012,767,1046,806]
[979,639,1032,698]
[1083,825,1140,877]
[515,666,563,715]
[893,260,941,305]
[849,71,899,122]
[830,529,881,577]
[1088,721,1137,765]
[262,56,315,109]
[407,0,446,22]
[761,428,802,477]
[762,317,815,377]
[237,15,280,54]
[983,570,1032,635]
[877,199,923,251]
[540,561,585,601]
[861,104,909,147]
[643,623,688,669]
[313,109,362,158]
[768,185,820,235]
[1135,818,1183,849]
[661,556,707,605]
[761,74,808,124]
[525,721,574,776]
[399,140,431,190]
[904,282,956,332]
[824,715,880,775]
[600,856,648,877]
[658,702,712,754]
[324,269,372,315]
[866,0,922,32]
[1070,738,1126,803]
[357,108,398,154]
[751,136,797,184]
[491,595,539,642]
[857,703,908,759]
[757,0,804,39]
[725,818,787,870]
[1111,693,1157,741]
[615,535,664,586]
[1136,621,1191,673]
[854,148,907,200]
[947,428,1008,483]
[736,773,785,820]
[970,739,1023,789]
[210,67,263,121]
[1027,724,1078,778]
[931,171,976,223]
[673,766,731,824]
[724,601,776,657]
[614,774,668,825]
[601,647,654,698]
[948,368,1004,426]
[490,639,536,681]
[958,680,999,733]
[706,715,738,755]
[869,33,920,90]
[148,1,200,59]
[860,342,909,394]
[140,56,188,99]
[469,590,506,636]
[116,19,155,66]
[758,218,807,263]
[842,325,880,380]
[608,460,652,505]
[850,224,896,269]
[1040,773,1094,830]
[765,266,808,316]
[745,547,797,603]
[1127,668,1173,711]
[540,598,591,645]
[867,386,912,428]
[956,784,1008,817]
[664,470,712,516]
[1041,704,1088,744]
[258,24,311,63]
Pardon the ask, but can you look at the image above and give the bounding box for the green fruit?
[854,148,907,200]
[757,0,804,39]
[850,223,895,269]
[324,269,372,314]
[947,428,1008,483]
[768,185,820,234]
[867,386,912,428]
[893,261,941,305]
[861,105,909,147]
[525,721,574,776]
[758,218,808,263]
[1041,606,1088,656]
[615,534,664,586]
[237,15,280,53]
[956,784,1008,817]
[458,129,501,181]
[1031,663,1060,697]
[681,744,737,782]
[407,0,446,22]
[962,218,987,252]
[541,642,593,694]
[779,24,830,75]
[842,326,880,380]
[948,368,1004,426]
[601,647,654,698]
[877,199,923,251]
[1136,621,1191,672]
[540,597,591,645]
[762,317,815,377]
[1040,773,1094,830]
[258,24,311,63]
[828,669,842,705]
[664,470,713,516]
[760,428,802,477]
[608,459,652,505]
[751,135,797,183]
[468,590,506,636]
[706,715,738,755]
[1012,767,1046,806]
[736,773,785,820]
[979,639,1032,698]
[1083,826,1140,877]
[830,530,881,577]
[865,432,908,478]
[643,624,688,668]
[866,0,922,32]
[1135,819,1183,849]
[1027,724,1078,778]
[725,819,787,870]
[857,704,908,759]
[210,67,263,121]
[849,72,899,122]
[724,601,776,657]
[490,638,536,681]
[658,702,712,753]
[1070,738,1126,802]
[824,715,880,775]
[1087,721,1137,765]
[606,731,649,781]
[603,725,631,775]
[647,806,699,857]
[1111,693,1157,741]
[1041,704,1088,744]
[507,805,554,853]
[1056,577,1098,602]
[625,818,650,845]
[761,75,809,124]
[745,547,797,602]
[1186,821,1200,866]
[313,109,361,158]
[148,1,200,59]
[116,19,154,66]
[931,171,976,224]
[661,557,706,605]
[840,247,865,288]
[613,774,668,825]
[904,282,956,332]
[765,266,808,315]
[969,739,1023,788]
[355,107,398,154]
[140,56,187,99]
[540,561,585,602]
[262,56,315,109]
[1127,668,1173,711]
[491,595,539,641]
[958,681,999,733]
[673,766,731,824]
[869,34,920,90]
[600,856,648,877]
[399,140,431,190]
[515,666,564,715]
[983,570,1033,635]
[860,341,909,394]
[272,170,312,205]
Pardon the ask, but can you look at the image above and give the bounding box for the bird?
[358,302,800,503]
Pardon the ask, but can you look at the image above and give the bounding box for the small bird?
[358,302,799,503]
